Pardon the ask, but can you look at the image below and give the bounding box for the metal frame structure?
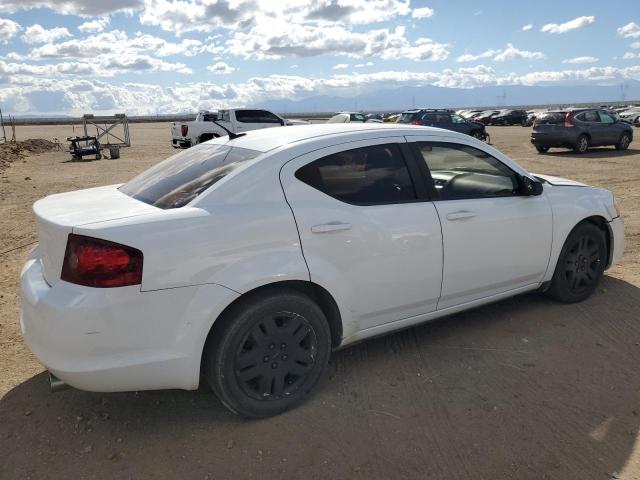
[0,106,6,145]
[82,113,131,147]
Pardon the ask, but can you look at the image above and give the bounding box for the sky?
[0,0,639,115]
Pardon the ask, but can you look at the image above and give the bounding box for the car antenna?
[212,120,246,140]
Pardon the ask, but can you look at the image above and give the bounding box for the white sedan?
[21,123,624,418]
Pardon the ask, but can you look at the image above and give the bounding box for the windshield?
[120,143,261,209]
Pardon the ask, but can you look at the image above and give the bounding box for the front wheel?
[535,146,549,153]
[615,133,631,151]
[546,223,606,303]
[204,289,332,418]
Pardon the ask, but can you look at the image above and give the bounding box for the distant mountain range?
[258,81,640,113]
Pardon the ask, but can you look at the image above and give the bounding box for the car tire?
[615,132,631,151]
[545,223,607,303]
[573,135,589,154]
[203,289,332,418]
[535,146,549,153]
[471,131,484,140]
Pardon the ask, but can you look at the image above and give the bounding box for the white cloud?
[562,56,598,64]
[522,24,533,31]
[3,64,640,116]
[21,24,72,44]
[78,17,110,33]
[225,23,449,61]
[139,0,412,35]
[541,15,595,34]
[623,52,640,60]
[412,7,434,19]
[332,63,349,70]
[29,30,209,60]
[493,44,545,61]
[0,18,21,43]
[0,0,143,16]
[207,61,236,74]
[631,42,640,49]
[354,61,374,68]
[457,49,499,63]
[618,22,640,39]
[457,45,543,63]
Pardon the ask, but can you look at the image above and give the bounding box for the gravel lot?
[1,123,640,479]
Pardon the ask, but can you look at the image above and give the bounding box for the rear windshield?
[119,143,261,209]
[536,112,566,125]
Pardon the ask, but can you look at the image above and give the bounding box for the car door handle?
[446,211,476,221]
[311,222,352,233]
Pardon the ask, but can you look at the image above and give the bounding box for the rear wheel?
[546,223,606,303]
[471,130,484,140]
[535,146,549,153]
[615,132,631,151]
[573,135,589,154]
[204,290,331,418]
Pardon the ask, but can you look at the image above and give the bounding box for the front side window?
[350,113,366,122]
[295,144,417,205]
[416,142,519,200]
[598,111,615,124]
[120,144,261,209]
[451,114,466,124]
[220,110,230,122]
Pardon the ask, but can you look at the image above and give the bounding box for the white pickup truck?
[171,109,308,148]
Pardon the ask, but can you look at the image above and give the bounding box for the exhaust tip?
[48,371,70,392]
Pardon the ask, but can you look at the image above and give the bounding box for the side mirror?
[520,175,543,196]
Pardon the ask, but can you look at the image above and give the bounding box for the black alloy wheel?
[204,289,331,418]
[563,234,602,296]
[546,223,606,303]
[234,312,318,401]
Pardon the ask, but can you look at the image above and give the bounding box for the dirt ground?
[1,124,639,480]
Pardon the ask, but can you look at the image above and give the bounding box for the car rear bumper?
[171,138,192,148]
[20,249,239,392]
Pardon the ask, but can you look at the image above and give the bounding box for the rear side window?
[295,144,417,205]
[536,112,566,125]
[120,144,261,209]
[397,112,419,124]
[236,109,282,124]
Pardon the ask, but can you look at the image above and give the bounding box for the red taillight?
[181,124,188,136]
[61,234,143,288]
[564,112,575,127]
[411,119,423,125]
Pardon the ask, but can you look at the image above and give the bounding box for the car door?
[450,114,471,134]
[279,137,443,332]
[597,110,621,144]
[407,136,553,309]
[579,110,606,145]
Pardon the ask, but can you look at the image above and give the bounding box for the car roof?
[206,123,469,153]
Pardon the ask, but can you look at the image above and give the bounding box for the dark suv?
[531,109,633,154]
[398,109,488,141]
[489,109,528,126]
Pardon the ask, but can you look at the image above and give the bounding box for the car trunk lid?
[33,185,158,286]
